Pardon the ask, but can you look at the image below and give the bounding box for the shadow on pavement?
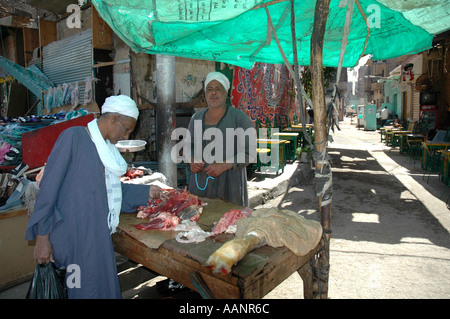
[271,147,450,250]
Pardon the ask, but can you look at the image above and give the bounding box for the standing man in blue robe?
[25,95,164,299]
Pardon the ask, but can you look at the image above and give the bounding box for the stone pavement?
[247,160,313,208]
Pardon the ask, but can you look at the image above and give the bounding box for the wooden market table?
[291,124,314,129]
[112,198,323,299]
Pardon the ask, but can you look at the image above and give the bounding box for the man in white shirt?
[381,106,391,126]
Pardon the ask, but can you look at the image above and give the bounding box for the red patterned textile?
[231,62,297,126]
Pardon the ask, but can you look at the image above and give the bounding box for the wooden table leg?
[189,272,215,299]
[298,235,329,299]
[298,259,313,299]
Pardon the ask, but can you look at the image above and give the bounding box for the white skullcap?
[205,71,230,92]
[101,95,139,120]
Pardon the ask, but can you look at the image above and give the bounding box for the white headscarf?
[87,95,138,234]
[205,72,230,92]
[87,119,127,234]
[101,95,139,120]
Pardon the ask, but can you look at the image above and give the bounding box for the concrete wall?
[175,58,214,103]
[113,35,131,97]
[384,79,402,118]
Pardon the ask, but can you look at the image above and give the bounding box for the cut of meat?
[136,198,163,219]
[212,208,251,235]
[134,187,204,231]
[126,169,144,179]
[158,188,202,220]
[177,205,203,222]
[212,209,242,235]
[121,169,145,181]
[134,212,180,230]
[138,187,203,221]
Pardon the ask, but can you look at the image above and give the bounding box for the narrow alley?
[261,116,450,299]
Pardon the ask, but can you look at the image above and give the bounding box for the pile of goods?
[133,187,256,245]
[134,187,204,230]
[122,169,144,180]
[120,167,153,182]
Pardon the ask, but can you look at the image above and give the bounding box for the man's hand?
[34,234,54,264]
[189,161,205,173]
[203,163,233,178]
[149,185,167,200]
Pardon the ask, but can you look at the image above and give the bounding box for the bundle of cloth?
[205,207,323,275]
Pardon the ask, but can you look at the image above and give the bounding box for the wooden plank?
[237,245,320,298]
[92,5,113,50]
[0,207,27,219]
[112,230,241,298]
[137,88,208,110]
[22,28,39,65]
[0,211,36,288]
[39,20,56,47]
[160,234,269,283]
[298,259,314,299]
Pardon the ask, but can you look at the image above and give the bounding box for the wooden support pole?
[311,0,331,299]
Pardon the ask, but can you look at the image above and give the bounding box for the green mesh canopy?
[92,0,450,69]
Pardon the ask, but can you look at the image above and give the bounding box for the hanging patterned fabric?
[231,62,296,127]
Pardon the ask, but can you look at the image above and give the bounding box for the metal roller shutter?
[42,29,93,104]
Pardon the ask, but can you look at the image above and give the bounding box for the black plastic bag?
[26,262,67,299]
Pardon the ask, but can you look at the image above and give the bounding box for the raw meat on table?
[136,198,163,218]
[134,187,204,230]
[121,169,144,181]
[211,207,253,235]
[126,169,144,178]
[134,212,180,230]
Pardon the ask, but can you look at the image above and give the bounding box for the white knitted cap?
[101,95,139,120]
[205,71,230,92]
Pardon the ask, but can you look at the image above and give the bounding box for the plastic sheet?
[91,0,449,69]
